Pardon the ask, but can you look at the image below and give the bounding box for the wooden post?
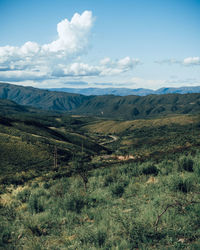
[54,146,57,169]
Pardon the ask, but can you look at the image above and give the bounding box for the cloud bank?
[52,57,140,78]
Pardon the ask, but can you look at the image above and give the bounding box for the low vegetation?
[0,98,200,249]
[0,151,200,249]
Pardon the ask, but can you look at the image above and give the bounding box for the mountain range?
[48,86,200,96]
[0,82,200,120]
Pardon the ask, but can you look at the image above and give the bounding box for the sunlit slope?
[0,100,109,180]
[83,115,199,134]
[83,114,200,161]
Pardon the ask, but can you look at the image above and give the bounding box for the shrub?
[0,225,12,246]
[43,182,51,189]
[142,165,159,176]
[65,194,85,213]
[32,182,39,189]
[28,194,44,214]
[194,162,200,177]
[95,230,106,247]
[104,175,114,186]
[111,184,125,197]
[16,188,31,203]
[128,222,164,248]
[170,175,195,193]
[121,163,141,177]
[178,156,194,172]
[78,227,107,248]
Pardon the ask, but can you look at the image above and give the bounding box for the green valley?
[0,92,200,249]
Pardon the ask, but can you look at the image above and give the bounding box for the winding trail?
[100,135,118,145]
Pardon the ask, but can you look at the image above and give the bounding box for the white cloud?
[155,57,200,66]
[42,10,93,54]
[0,11,93,66]
[0,70,47,82]
[21,42,40,55]
[154,59,180,65]
[99,56,140,76]
[51,57,140,78]
[100,57,111,65]
[0,10,140,84]
[183,57,200,66]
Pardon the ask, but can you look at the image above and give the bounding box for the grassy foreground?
[0,151,200,249]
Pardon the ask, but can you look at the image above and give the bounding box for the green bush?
[104,175,114,186]
[32,182,39,189]
[194,162,200,177]
[16,188,31,203]
[78,227,107,248]
[142,165,159,176]
[28,194,44,214]
[128,222,164,248]
[178,156,194,172]
[170,175,195,193]
[111,184,125,197]
[0,225,12,246]
[65,194,85,213]
[43,182,51,189]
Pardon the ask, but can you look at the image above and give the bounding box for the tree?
[71,152,91,191]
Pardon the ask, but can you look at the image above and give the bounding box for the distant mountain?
[48,86,200,96]
[0,82,200,119]
[47,87,154,96]
[156,86,200,94]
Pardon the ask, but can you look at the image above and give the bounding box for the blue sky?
[0,0,199,89]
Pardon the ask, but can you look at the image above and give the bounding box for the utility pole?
[54,146,57,169]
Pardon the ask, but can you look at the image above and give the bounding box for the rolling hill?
[75,93,200,119]
[0,82,91,111]
[0,82,200,119]
[0,99,110,183]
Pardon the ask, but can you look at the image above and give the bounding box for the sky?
[0,0,199,90]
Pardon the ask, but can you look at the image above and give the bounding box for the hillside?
[0,99,109,183]
[75,93,200,119]
[0,103,200,249]
[0,82,91,111]
[0,82,200,119]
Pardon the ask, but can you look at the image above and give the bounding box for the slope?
[1,82,200,119]
[0,82,91,111]
[0,99,110,183]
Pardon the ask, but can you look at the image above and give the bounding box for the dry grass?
[84,115,197,134]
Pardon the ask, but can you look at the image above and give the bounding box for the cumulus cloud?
[51,57,140,78]
[0,11,93,66]
[52,62,100,77]
[99,56,140,75]
[0,10,140,84]
[42,11,93,54]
